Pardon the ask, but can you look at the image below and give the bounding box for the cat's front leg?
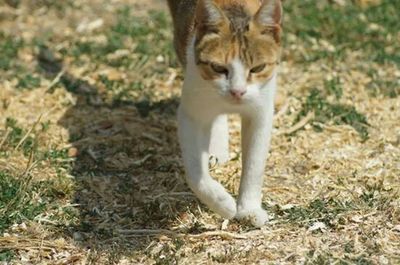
[209,115,230,164]
[236,108,274,227]
[177,106,236,219]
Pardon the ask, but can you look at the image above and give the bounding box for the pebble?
[68,147,78,157]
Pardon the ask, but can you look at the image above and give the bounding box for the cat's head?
[193,0,282,102]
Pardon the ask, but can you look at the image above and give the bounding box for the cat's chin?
[229,98,246,105]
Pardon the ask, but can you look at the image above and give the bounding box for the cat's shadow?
[39,47,196,256]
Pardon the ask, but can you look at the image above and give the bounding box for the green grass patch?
[296,87,369,141]
[41,148,74,179]
[0,32,23,71]
[324,77,343,100]
[109,8,172,57]
[285,0,400,64]
[1,118,36,156]
[17,74,41,90]
[275,182,395,229]
[99,75,144,105]
[71,8,175,67]
[0,171,46,233]
[0,169,77,233]
[366,69,399,98]
[42,148,69,164]
[305,251,373,265]
[275,198,353,228]
[305,251,335,265]
[359,182,394,209]
[0,117,78,232]
[0,250,14,262]
[1,118,73,174]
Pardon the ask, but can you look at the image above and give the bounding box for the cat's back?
[167,0,197,65]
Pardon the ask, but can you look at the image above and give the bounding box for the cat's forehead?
[223,4,251,34]
[195,25,278,67]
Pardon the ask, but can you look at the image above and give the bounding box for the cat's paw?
[213,190,237,219]
[235,207,269,227]
[195,179,237,219]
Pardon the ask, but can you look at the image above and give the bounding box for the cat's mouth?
[227,94,246,104]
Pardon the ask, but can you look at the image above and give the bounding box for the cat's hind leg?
[209,115,230,164]
[178,107,236,219]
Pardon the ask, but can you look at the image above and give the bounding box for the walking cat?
[167,0,282,227]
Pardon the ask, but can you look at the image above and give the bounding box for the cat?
[167,0,282,227]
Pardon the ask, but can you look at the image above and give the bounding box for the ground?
[0,0,399,264]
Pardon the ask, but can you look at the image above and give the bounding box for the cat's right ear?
[195,0,226,27]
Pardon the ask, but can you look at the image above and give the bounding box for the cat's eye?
[210,63,229,76]
[250,64,266,74]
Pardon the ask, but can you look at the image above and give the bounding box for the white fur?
[209,115,230,163]
[178,37,277,226]
[229,58,247,92]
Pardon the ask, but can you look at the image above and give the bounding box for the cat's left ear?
[254,0,282,42]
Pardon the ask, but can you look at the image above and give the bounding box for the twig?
[142,132,163,145]
[274,100,289,120]
[15,113,43,150]
[165,70,177,87]
[86,147,98,161]
[0,237,74,251]
[1,150,38,215]
[117,229,248,240]
[132,154,152,166]
[46,69,65,91]
[0,128,10,149]
[277,111,315,135]
[35,217,59,225]
[37,236,45,261]
[187,231,247,240]
[151,192,194,200]
[118,228,178,236]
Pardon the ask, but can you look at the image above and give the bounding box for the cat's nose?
[229,89,246,100]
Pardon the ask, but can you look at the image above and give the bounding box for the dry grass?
[0,0,399,264]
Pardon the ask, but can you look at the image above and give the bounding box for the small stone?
[308,222,327,232]
[221,219,229,230]
[73,232,83,241]
[281,204,295,210]
[20,222,27,230]
[158,235,170,242]
[156,55,165,63]
[351,215,363,223]
[68,147,78,157]
[106,49,130,61]
[76,18,104,33]
[379,255,389,265]
[368,23,383,32]
[106,69,124,81]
